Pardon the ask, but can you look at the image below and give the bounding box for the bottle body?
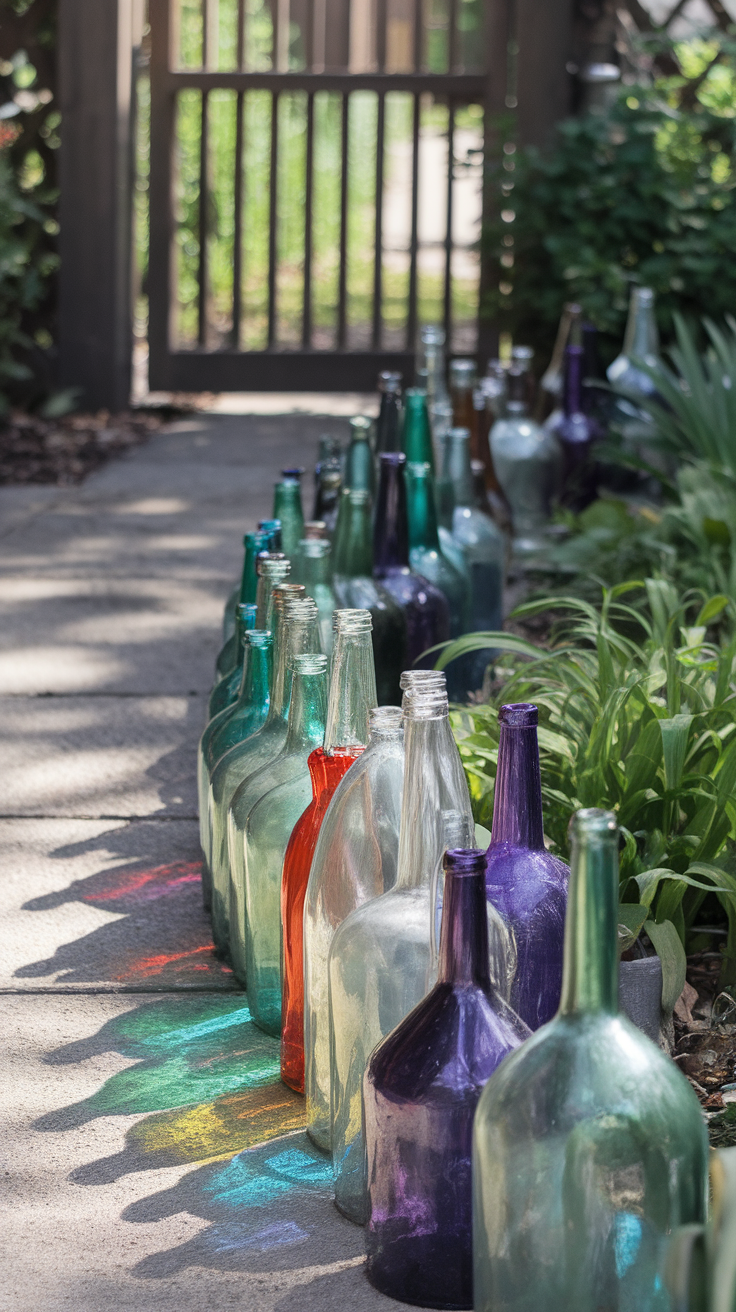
[208,602,257,721]
[491,407,560,553]
[545,344,600,511]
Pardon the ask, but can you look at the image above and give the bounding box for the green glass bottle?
[405,460,469,636]
[198,628,272,912]
[345,416,375,494]
[240,651,329,1032]
[332,488,406,706]
[273,479,305,560]
[208,603,257,720]
[402,388,435,473]
[299,538,337,654]
[215,596,322,964]
[473,808,709,1312]
[217,554,288,681]
[223,529,269,642]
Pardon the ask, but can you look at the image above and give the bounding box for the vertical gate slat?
[268,91,279,347]
[371,92,385,351]
[232,91,245,347]
[337,92,349,350]
[303,92,315,348]
[443,100,454,348]
[197,91,210,348]
[237,0,246,69]
[448,0,458,72]
[406,91,420,353]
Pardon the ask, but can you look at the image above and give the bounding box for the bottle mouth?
[283,597,318,621]
[245,629,272,649]
[299,538,330,558]
[400,669,446,691]
[443,847,486,876]
[404,688,449,719]
[369,706,403,734]
[290,653,328,674]
[334,607,372,634]
[379,451,406,468]
[569,808,618,843]
[235,603,257,621]
[499,702,538,727]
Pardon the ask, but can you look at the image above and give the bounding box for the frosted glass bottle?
[209,595,320,956]
[216,553,288,680]
[607,285,661,412]
[208,602,257,720]
[298,538,336,655]
[491,369,560,555]
[473,809,709,1312]
[303,704,404,1150]
[328,685,476,1224]
[241,652,329,1033]
[418,324,448,408]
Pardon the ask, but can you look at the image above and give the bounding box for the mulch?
[0,410,164,486]
[674,951,736,1146]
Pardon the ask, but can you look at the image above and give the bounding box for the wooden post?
[58,0,145,411]
[514,0,573,149]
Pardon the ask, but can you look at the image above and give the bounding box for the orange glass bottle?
[280,608,377,1093]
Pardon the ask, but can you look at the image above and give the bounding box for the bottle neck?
[442,431,474,509]
[283,665,328,754]
[240,534,268,605]
[559,814,619,1017]
[332,494,373,577]
[373,458,410,571]
[255,563,290,628]
[437,856,491,988]
[324,626,377,752]
[406,467,441,551]
[239,635,272,709]
[397,710,474,890]
[490,721,545,850]
[302,547,330,587]
[267,610,320,723]
[623,289,659,360]
[563,346,584,417]
[346,437,374,494]
[273,483,305,552]
[402,392,435,471]
[377,392,402,454]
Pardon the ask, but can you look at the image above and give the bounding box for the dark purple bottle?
[485,703,569,1031]
[373,451,450,666]
[547,344,601,510]
[364,848,529,1311]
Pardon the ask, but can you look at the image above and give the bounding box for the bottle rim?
[290,652,328,674]
[443,847,486,875]
[569,807,618,842]
[403,687,449,719]
[245,629,273,648]
[499,702,537,727]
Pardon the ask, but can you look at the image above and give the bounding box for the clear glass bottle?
[329,685,477,1224]
[418,325,448,407]
[298,538,336,655]
[607,285,661,409]
[272,479,305,561]
[303,704,404,1150]
[449,358,477,430]
[401,388,436,473]
[364,848,530,1309]
[538,301,582,416]
[491,367,560,555]
[303,520,328,539]
[485,702,569,1030]
[199,629,272,913]
[281,610,377,1089]
[223,528,268,642]
[373,452,451,666]
[405,460,469,637]
[345,416,375,494]
[545,343,601,511]
[332,487,407,706]
[376,371,403,454]
[472,384,514,534]
[208,602,257,720]
[240,651,329,1034]
[209,595,320,956]
[473,808,709,1312]
[216,553,288,680]
[482,359,508,422]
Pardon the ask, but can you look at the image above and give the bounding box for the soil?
[674,951,736,1145]
[0,410,164,485]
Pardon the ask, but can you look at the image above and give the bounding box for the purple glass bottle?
[485,703,569,1030]
[373,451,450,666]
[364,848,529,1311]
[546,344,601,510]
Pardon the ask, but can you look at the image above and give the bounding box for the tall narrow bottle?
[208,602,257,720]
[418,325,448,408]
[328,685,476,1223]
[273,478,305,560]
[209,594,319,954]
[241,652,329,1033]
[373,452,450,666]
[473,808,708,1312]
[281,609,377,1090]
[376,371,403,454]
[405,460,469,637]
[491,366,560,554]
[401,388,436,472]
[298,538,336,655]
[332,488,406,705]
[313,459,342,534]
[449,358,477,430]
[473,383,514,534]
[216,554,288,680]
[607,284,661,409]
[538,301,582,417]
[364,848,530,1310]
[199,629,272,912]
[223,529,268,642]
[344,416,375,494]
[303,704,404,1150]
[545,343,600,511]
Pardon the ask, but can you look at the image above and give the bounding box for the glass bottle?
[303,520,327,539]
[208,602,257,720]
[313,459,342,534]
[199,629,272,912]
[401,388,436,473]
[538,301,582,417]
[607,284,661,410]
[257,518,282,547]
[582,320,612,426]
[298,538,336,655]
[418,324,448,407]
[472,385,514,534]
[473,808,709,1312]
[405,460,469,637]
[376,371,403,454]
[273,479,305,560]
[441,427,505,701]
[223,529,268,643]
[240,651,329,1034]
[209,595,320,955]
[329,685,476,1224]
[332,487,406,706]
[545,344,601,511]
[485,702,569,1030]
[281,609,377,1088]
[491,367,560,555]
[216,554,288,680]
[345,416,375,494]
[482,359,507,422]
[373,452,451,667]
[364,848,530,1310]
[449,358,477,430]
[303,704,404,1150]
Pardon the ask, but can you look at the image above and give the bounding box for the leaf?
[695,594,730,625]
[644,918,687,1013]
[660,715,694,792]
[431,632,543,670]
[617,903,648,953]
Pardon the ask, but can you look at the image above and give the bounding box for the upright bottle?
[491,366,560,554]
[405,460,469,637]
[303,704,404,1149]
[373,452,450,666]
[216,554,288,679]
[208,602,257,720]
[257,518,282,547]
[273,478,305,560]
[482,359,508,422]
[313,459,342,534]
[344,416,375,494]
[364,848,530,1310]
[241,652,329,1032]
[545,343,600,511]
[538,301,582,417]
[607,285,661,411]
[485,702,569,1030]
[281,609,377,1090]
[376,371,403,454]
[332,488,406,705]
[473,809,708,1312]
[402,389,436,472]
[449,358,477,430]
[298,538,336,655]
[473,383,514,534]
[199,629,272,912]
[223,529,268,642]
[208,594,318,953]
[418,324,448,408]
[328,684,477,1223]
[440,428,505,701]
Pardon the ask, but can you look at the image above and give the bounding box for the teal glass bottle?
[240,651,329,1033]
[405,459,469,636]
[208,603,257,720]
[208,593,318,954]
[473,808,709,1312]
[273,478,305,560]
[298,538,336,654]
[223,529,269,642]
[198,629,272,912]
[217,554,288,681]
[402,388,436,472]
[345,416,375,494]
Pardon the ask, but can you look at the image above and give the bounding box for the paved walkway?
[0,414,422,1311]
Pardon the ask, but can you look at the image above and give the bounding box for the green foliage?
[0,145,54,412]
[444,581,736,998]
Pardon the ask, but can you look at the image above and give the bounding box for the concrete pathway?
[0,414,423,1311]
